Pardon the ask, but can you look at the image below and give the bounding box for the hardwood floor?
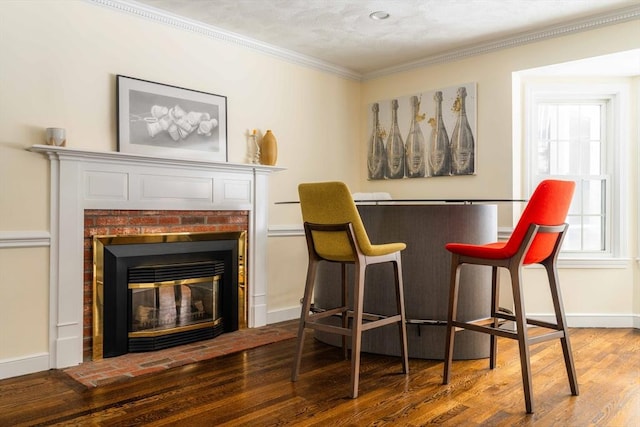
[1,325,637,426]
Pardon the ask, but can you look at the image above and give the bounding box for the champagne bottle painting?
[386,99,406,179]
[367,103,386,180]
[366,83,476,180]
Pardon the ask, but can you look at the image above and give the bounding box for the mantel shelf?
[29,145,285,174]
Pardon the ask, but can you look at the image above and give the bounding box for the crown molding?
[363,5,640,80]
[87,0,362,80]
[0,231,50,248]
[88,0,639,82]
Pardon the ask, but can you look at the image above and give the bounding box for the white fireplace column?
[31,145,282,369]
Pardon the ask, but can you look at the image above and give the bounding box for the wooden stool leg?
[341,263,348,360]
[545,261,579,396]
[511,266,534,414]
[350,262,366,398]
[291,259,318,382]
[394,254,409,373]
[490,265,500,369]
[443,255,461,384]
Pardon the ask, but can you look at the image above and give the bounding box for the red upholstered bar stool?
[291,181,409,398]
[442,179,579,413]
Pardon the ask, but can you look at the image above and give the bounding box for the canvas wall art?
[367,83,476,180]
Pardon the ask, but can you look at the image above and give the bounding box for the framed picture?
[117,75,227,162]
[366,82,476,180]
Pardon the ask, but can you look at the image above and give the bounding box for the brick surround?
[83,209,249,361]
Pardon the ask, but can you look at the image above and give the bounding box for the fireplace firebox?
[93,231,245,359]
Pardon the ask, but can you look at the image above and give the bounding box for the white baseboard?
[267,306,300,324]
[530,313,639,328]
[0,352,49,380]
[268,224,303,237]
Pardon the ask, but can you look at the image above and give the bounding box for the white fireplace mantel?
[30,145,283,369]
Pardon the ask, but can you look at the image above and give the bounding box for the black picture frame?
[117,75,227,162]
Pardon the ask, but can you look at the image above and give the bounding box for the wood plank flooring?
[0,324,637,426]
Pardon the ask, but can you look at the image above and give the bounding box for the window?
[526,84,627,260]
[534,100,609,253]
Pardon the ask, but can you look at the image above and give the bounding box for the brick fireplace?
[84,209,248,361]
[31,145,281,369]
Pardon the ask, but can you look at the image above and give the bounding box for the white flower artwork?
[117,75,227,162]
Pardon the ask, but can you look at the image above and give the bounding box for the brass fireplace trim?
[129,317,223,338]
[92,230,247,360]
[128,275,218,289]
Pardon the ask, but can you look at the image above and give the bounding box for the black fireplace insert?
[93,232,243,359]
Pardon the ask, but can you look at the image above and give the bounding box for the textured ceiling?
[132,0,639,75]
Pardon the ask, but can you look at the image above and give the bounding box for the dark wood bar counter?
[313,202,498,360]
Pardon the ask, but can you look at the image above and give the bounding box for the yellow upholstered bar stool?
[291,181,409,398]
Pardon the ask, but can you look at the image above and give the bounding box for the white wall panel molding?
[0,231,50,248]
[268,224,304,237]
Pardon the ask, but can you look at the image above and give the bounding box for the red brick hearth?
[65,321,296,387]
[83,209,249,361]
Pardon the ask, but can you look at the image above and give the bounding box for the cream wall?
[0,0,359,372]
[358,22,639,324]
[0,0,638,378]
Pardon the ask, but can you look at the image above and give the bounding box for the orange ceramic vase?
[260,130,278,166]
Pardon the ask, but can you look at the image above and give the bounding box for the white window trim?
[524,81,630,262]
[637,80,640,266]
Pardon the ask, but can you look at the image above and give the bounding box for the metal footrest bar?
[406,318,448,326]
